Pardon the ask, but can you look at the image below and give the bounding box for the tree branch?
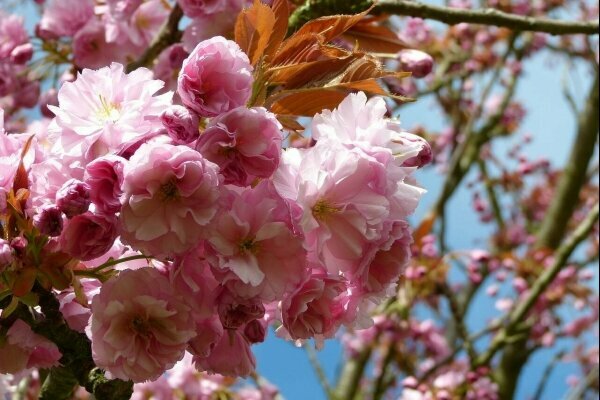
[289,0,599,35]
[535,70,600,249]
[126,4,183,72]
[375,1,599,36]
[477,202,599,366]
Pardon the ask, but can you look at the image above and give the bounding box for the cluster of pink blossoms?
[1,33,429,383]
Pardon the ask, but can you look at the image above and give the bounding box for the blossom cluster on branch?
[0,0,598,399]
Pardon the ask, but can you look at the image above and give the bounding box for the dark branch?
[126,4,183,72]
[289,0,599,35]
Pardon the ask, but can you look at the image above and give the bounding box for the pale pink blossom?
[105,0,169,47]
[194,329,255,377]
[177,0,230,18]
[206,182,306,300]
[57,279,101,332]
[274,143,392,276]
[72,20,130,69]
[120,142,221,257]
[280,270,346,340]
[0,13,28,59]
[90,268,196,382]
[178,36,253,117]
[49,63,171,164]
[181,1,245,52]
[29,157,85,208]
[196,107,282,186]
[0,320,61,374]
[38,0,94,38]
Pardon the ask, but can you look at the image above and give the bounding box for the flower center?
[159,178,179,201]
[131,316,151,337]
[312,199,340,221]
[239,237,258,255]
[96,95,121,122]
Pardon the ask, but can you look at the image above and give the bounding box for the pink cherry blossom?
[196,107,282,186]
[206,181,307,300]
[120,142,221,257]
[90,267,196,382]
[49,62,171,164]
[0,12,28,59]
[38,0,94,38]
[193,329,255,377]
[178,36,253,117]
[0,320,62,374]
[177,0,230,18]
[280,270,346,341]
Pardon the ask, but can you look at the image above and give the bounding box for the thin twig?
[477,202,599,366]
[303,342,334,397]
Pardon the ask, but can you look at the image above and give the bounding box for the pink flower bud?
[84,155,126,215]
[244,319,267,344]
[10,43,33,64]
[55,179,91,218]
[34,204,64,237]
[60,212,118,261]
[398,49,434,78]
[39,88,59,118]
[10,236,28,257]
[160,105,200,144]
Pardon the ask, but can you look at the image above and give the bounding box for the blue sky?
[7,1,598,399]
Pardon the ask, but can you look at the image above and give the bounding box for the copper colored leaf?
[11,266,37,297]
[235,0,276,65]
[271,33,326,66]
[264,0,290,59]
[269,89,350,116]
[293,5,374,44]
[39,251,75,290]
[276,114,306,132]
[342,23,409,54]
[413,211,437,244]
[268,55,359,87]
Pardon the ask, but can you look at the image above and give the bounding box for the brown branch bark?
[289,0,599,35]
[126,4,183,72]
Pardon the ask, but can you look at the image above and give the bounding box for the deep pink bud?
[10,43,33,64]
[10,236,28,257]
[84,155,126,215]
[398,49,434,78]
[55,179,91,218]
[167,44,188,69]
[60,212,118,261]
[160,105,200,144]
[34,205,64,237]
[244,319,267,344]
[39,88,59,118]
